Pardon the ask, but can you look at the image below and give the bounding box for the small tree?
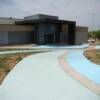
[95,30,100,40]
[88,30,100,40]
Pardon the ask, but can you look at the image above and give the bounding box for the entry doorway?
[44,34,55,44]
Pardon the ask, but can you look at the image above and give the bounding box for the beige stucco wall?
[76,26,88,33]
[75,26,88,45]
[0,24,34,32]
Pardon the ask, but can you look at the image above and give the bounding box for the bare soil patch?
[84,49,100,65]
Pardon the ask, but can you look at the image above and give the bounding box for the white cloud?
[0,0,100,30]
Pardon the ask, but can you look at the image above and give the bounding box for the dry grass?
[0,48,35,52]
[84,49,100,65]
[0,51,43,84]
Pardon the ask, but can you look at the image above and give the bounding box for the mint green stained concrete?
[34,44,89,49]
[66,51,100,84]
[0,50,100,100]
[96,45,100,49]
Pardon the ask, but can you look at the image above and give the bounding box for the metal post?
[91,13,95,39]
[54,33,55,44]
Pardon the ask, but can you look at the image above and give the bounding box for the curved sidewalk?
[0,50,99,100]
[60,51,100,95]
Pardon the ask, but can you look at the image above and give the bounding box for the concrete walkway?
[60,51,100,95]
[0,50,100,100]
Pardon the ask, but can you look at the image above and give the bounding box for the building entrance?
[44,34,55,44]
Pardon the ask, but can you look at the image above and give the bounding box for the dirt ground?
[84,49,100,65]
[0,44,36,48]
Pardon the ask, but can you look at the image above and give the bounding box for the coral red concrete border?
[59,52,100,95]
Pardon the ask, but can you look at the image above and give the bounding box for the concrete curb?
[0,50,49,55]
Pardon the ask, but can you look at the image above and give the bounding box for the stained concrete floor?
[0,50,100,100]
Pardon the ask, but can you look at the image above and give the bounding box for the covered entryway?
[67,24,76,45]
[44,34,55,44]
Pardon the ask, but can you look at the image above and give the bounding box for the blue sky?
[0,0,100,31]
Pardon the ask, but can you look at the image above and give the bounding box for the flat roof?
[0,17,22,25]
[16,19,76,25]
[24,14,58,20]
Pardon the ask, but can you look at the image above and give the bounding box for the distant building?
[0,14,88,45]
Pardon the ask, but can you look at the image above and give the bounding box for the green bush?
[88,30,100,40]
[16,57,23,62]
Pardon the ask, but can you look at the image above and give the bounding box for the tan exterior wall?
[76,26,88,32]
[75,26,88,45]
[0,24,34,32]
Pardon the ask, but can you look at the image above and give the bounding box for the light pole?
[54,33,55,44]
[91,13,95,40]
